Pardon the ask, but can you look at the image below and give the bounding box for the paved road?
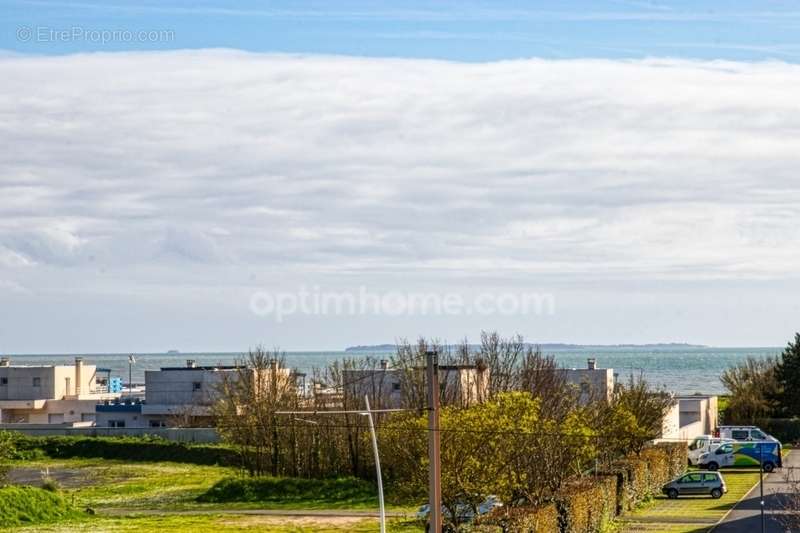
[712,451,798,533]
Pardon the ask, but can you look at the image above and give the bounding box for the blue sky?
[2,2,800,353]
[5,0,800,61]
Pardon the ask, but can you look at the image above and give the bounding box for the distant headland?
[344,342,707,352]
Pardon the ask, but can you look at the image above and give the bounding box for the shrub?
[485,503,559,532]
[763,418,800,443]
[0,486,79,527]
[197,475,377,504]
[11,435,239,466]
[556,476,617,533]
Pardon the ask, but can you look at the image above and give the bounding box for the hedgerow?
[9,434,239,466]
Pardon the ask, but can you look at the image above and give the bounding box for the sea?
[1,346,782,395]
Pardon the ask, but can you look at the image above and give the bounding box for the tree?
[213,346,300,476]
[721,356,780,423]
[609,373,674,454]
[775,333,800,417]
[379,392,598,527]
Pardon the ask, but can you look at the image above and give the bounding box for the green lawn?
[5,457,419,532]
[619,469,761,533]
[7,514,424,532]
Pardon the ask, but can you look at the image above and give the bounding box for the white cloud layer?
[1,50,799,350]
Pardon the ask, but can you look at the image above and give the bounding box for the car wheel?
[667,488,679,499]
[707,462,719,471]
[711,488,722,499]
[763,462,775,473]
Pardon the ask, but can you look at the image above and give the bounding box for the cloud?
[1,50,800,294]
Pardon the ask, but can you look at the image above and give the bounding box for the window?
[703,474,719,482]
[108,420,126,428]
[716,444,733,455]
[392,382,401,391]
[751,430,766,440]
[732,430,749,440]
[149,420,167,428]
[32,377,41,387]
[192,381,202,391]
[0,377,7,385]
[679,474,702,483]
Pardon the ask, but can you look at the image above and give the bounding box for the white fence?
[0,424,220,443]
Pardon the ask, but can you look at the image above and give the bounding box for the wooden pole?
[427,350,442,532]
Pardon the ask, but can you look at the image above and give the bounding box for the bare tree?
[213,346,299,476]
[776,466,800,532]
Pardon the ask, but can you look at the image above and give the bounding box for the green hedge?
[556,476,617,533]
[485,503,559,532]
[0,486,80,527]
[762,419,800,443]
[197,476,377,504]
[10,434,239,466]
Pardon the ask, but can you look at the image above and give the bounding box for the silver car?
[661,471,727,499]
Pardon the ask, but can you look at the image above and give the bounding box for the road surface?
[712,451,798,533]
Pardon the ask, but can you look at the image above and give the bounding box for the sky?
[1,1,800,353]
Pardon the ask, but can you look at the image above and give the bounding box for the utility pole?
[426,350,442,533]
[759,443,765,533]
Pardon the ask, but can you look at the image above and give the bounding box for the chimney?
[380,359,388,370]
[587,358,597,370]
[75,357,83,396]
[186,359,196,368]
[0,357,9,367]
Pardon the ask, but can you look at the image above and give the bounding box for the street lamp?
[128,355,136,396]
[361,396,386,533]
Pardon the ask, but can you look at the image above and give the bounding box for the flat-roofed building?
[561,358,616,404]
[0,356,116,425]
[96,359,299,428]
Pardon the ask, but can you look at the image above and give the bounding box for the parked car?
[698,441,782,472]
[688,435,735,466]
[661,471,727,499]
[715,425,779,443]
[417,495,503,525]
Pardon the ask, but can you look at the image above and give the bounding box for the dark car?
[661,471,727,499]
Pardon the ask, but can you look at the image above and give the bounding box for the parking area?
[621,470,762,533]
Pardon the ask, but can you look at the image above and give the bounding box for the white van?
[688,435,734,466]
[715,426,778,443]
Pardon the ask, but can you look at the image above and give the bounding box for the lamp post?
[128,354,136,395]
[362,396,386,533]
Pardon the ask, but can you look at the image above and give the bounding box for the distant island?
[345,342,706,352]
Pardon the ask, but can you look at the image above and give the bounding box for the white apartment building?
[562,358,616,404]
[0,357,116,424]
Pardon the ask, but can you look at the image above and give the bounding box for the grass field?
[8,514,424,532]
[5,457,420,532]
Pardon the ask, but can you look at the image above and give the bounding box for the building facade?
[0,357,115,424]
[561,358,616,404]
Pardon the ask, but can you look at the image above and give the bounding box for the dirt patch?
[216,515,371,528]
[7,466,130,489]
